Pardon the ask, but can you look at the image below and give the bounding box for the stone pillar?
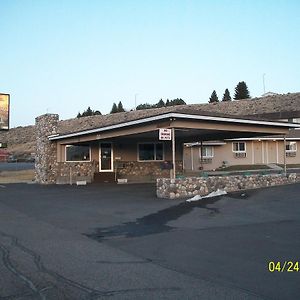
[35,114,59,184]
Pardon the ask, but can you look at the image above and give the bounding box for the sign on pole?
[159,128,172,140]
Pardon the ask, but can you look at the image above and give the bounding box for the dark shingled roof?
[57,92,300,136]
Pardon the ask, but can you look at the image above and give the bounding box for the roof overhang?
[48,112,300,142]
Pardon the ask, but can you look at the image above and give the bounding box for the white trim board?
[226,137,300,141]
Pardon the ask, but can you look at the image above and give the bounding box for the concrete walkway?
[267,163,283,170]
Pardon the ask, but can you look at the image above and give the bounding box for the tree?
[85,106,93,116]
[134,98,186,111]
[222,89,232,101]
[136,103,153,110]
[209,90,219,103]
[77,107,102,118]
[110,103,118,113]
[117,101,125,112]
[170,98,186,105]
[234,81,251,100]
[156,99,165,108]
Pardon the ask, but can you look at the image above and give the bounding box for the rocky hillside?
[1,92,299,158]
[0,125,36,157]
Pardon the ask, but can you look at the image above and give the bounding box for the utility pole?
[134,93,138,110]
[263,73,266,94]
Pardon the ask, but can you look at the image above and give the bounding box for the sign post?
[159,128,175,179]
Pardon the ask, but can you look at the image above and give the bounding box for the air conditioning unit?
[234,152,246,158]
[200,158,213,164]
[286,152,296,157]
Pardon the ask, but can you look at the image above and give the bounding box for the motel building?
[183,135,300,172]
[34,105,300,186]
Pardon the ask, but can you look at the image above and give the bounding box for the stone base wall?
[117,161,183,180]
[55,161,98,184]
[56,160,183,183]
[157,173,300,199]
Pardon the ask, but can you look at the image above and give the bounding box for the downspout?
[200,141,203,170]
[283,136,287,175]
[172,128,176,179]
[191,146,194,171]
[276,141,279,164]
[251,141,254,165]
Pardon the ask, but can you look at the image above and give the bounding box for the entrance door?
[253,141,263,164]
[267,141,278,163]
[99,143,113,172]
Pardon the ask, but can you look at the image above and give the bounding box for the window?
[200,146,214,158]
[232,142,246,152]
[199,146,213,164]
[286,141,297,152]
[138,143,164,161]
[232,142,246,158]
[66,145,90,162]
[286,141,297,157]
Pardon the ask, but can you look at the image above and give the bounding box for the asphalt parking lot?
[0,182,299,299]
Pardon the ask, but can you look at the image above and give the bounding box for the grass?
[216,164,271,171]
[0,170,35,183]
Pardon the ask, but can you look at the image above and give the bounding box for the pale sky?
[1,0,299,127]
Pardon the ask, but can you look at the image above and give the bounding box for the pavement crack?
[0,231,178,299]
[96,258,154,264]
[104,240,269,300]
[0,230,107,299]
[91,287,182,299]
[0,243,45,300]
[0,292,36,299]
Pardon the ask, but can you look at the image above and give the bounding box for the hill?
[1,92,299,159]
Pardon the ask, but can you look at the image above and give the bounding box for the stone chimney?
[35,114,59,184]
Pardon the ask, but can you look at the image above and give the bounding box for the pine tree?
[117,101,125,112]
[209,90,219,103]
[222,89,232,101]
[136,103,153,110]
[171,98,186,105]
[234,81,251,100]
[85,106,93,116]
[156,99,165,108]
[77,107,102,118]
[110,103,118,113]
[165,99,170,106]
